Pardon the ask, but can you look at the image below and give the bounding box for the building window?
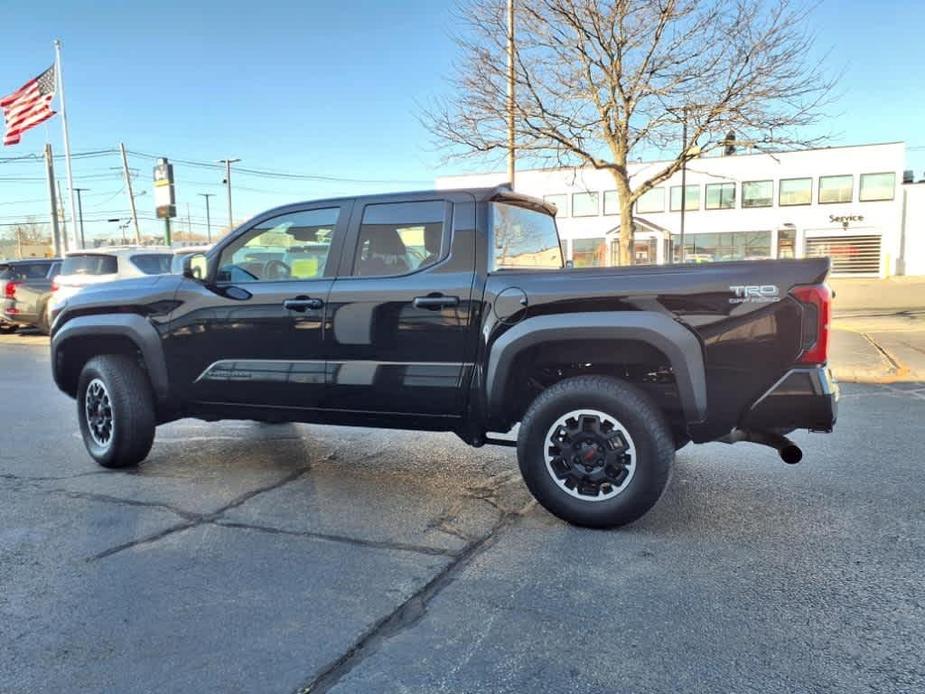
[742,180,773,208]
[779,178,812,206]
[673,230,772,263]
[819,175,853,204]
[859,172,896,202]
[572,192,599,217]
[636,187,665,214]
[603,190,620,215]
[544,194,568,217]
[705,182,736,210]
[670,185,699,211]
[572,237,607,267]
[777,228,796,259]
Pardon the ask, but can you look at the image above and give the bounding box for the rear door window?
[4,262,53,280]
[130,254,173,275]
[61,254,118,276]
[353,201,446,277]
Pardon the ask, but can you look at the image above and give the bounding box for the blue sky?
[1,0,923,241]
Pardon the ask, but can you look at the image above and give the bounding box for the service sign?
[153,158,176,219]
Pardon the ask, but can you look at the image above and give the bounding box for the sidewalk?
[830,311,925,383]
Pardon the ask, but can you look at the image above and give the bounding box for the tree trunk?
[612,172,634,266]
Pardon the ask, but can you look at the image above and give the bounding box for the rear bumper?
[742,367,838,432]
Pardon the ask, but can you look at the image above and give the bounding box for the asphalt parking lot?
[2,331,924,693]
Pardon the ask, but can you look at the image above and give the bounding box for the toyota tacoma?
[50,186,837,527]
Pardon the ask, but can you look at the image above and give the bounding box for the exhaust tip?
[779,445,803,465]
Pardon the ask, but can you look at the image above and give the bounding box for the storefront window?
[742,180,773,208]
[779,178,812,206]
[819,175,853,204]
[603,190,619,215]
[544,194,568,217]
[670,185,699,211]
[572,237,607,267]
[705,183,736,209]
[572,192,599,217]
[859,172,895,202]
[636,188,665,214]
[777,229,796,259]
[672,230,772,262]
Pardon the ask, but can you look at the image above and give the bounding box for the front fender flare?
[485,311,707,423]
[51,314,170,401]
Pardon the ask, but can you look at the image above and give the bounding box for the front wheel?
[517,376,674,528]
[77,354,156,468]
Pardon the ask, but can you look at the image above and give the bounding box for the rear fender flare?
[485,311,707,423]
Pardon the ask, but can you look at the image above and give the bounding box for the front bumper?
[742,367,838,432]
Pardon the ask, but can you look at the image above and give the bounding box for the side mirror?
[183,253,208,281]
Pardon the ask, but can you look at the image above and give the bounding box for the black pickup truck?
[50,186,837,527]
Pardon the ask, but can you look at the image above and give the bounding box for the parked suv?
[49,247,174,318]
[1,258,61,334]
[50,187,837,528]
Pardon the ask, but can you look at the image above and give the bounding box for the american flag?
[1,65,57,146]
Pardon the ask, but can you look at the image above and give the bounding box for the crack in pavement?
[47,489,202,521]
[212,520,458,558]
[295,512,519,694]
[88,465,313,561]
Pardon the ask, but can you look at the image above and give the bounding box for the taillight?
[4,280,20,299]
[50,280,59,292]
[790,284,831,365]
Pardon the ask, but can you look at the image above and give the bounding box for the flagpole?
[55,39,81,250]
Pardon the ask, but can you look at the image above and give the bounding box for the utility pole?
[56,179,69,253]
[506,0,516,188]
[219,158,240,233]
[186,202,192,240]
[73,187,89,250]
[679,108,688,263]
[198,193,214,243]
[120,143,141,243]
[44,144,62,257]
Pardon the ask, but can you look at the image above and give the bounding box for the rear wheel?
[517,376,674,528]
[77,354,156,468]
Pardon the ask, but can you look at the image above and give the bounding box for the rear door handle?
[413,295,460,310]
[283,296,324,312]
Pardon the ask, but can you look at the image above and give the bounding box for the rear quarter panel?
[483,258,828,440]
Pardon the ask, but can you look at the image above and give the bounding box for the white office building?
[437,142,924,277]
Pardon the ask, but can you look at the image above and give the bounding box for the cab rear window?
[130,254,173,275]
[61,254,118,275]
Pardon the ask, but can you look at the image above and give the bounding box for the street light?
[198,193,215,242]
[218,158,241,232]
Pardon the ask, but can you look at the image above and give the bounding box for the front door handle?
[283,296,324,312]
[413,294,460,310]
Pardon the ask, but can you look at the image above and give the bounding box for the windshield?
[61,254,118,276]
[490,202,563,271]
[130,254,173,275]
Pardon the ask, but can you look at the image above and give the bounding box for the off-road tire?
[517,375,674,528]
[77,354,156,468]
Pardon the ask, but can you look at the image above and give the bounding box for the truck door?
[322,194,478,416]
[165,202,351,409]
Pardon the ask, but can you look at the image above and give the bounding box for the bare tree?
[2,217,51,252]
[427,0,837,264]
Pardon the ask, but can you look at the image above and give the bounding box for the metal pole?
[56,179,69,253]
[198,193,214,243]
[44,144,62,257]
[186,202,192,239]
[164,217,172,246]
[73,187,88,249]
[679,110,687,264]
[506,0,516,188]
[220,158,240,232]
[119,143,141,243]
[54,39,80,251]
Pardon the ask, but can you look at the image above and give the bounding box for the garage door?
[804,234,882,276]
